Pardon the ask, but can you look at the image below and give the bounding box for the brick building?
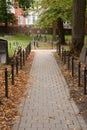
[0,0,38,27]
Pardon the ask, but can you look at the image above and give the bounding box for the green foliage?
[37,0,72,28]
[0,0,17,26]
[19,0,35,10]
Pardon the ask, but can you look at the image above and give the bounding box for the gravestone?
[0,39,8,64]
[80,46,87,65]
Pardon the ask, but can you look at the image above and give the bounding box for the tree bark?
[58,17,65,45]
[52,21,57,41]
[71,0,86,56]
[4,0,8,28]
[5,19,8,28]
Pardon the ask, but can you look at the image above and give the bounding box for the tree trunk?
[71,0,86,56]
[58,17,65,45]
[52,21,57,41]
[4,13,8,32]
[5,20,8,28]
[4,0,8,28]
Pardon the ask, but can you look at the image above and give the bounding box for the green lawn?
[0,34,87,56]
[31,41,57,49]
[65,35,87,43]
[0,34,32,56]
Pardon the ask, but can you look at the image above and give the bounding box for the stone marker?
[80,46,87,65]
[0,39,8,64]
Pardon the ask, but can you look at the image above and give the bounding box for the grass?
[0,33,87,56]
[0,34,32,56]
[31,41,57,50]
[62,35,87,50]
[33,34,53,41]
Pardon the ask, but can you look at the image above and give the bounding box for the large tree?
[71,0,86,55]
[0,0,16,27]
[37,0,72,44]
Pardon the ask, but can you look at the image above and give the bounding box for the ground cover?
[0,52,35,130]
[54,52,87,124]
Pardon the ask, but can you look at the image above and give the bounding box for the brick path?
[13,50,87,130]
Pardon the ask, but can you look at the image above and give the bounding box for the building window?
[33,15,35,23]
[26,16,30,24]
[18,15,23,24]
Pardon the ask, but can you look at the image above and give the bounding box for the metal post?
[23,49,25,66]
[64,50,66,64]
[57,42,58,53]
[59,43,61,55]
[26,47,28,60]
[28,44,29,54]
[52,41,53,49]
[11,61,14,85]
[29,42,31,53]
[5,68,8,98]
[62,48,64,61]
[84,66,87,95]
[16,56,18,76]
[20,50,22,69]
[72,56,74,77]
[78,62,81,87]
[67,53,70,69]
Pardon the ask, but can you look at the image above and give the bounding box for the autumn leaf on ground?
[0,52,35,130]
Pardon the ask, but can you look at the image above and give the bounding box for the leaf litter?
[0,52,35,130]
[54,53,87,124]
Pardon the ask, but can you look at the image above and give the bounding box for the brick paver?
[12,50,87,130]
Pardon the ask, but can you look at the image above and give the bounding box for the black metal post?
[52,41,53,49]
[64,50,66,64]
[29,43,31,53]
[67,53,70,69]
[20,50,22,69]
[27,44,29,55]
[72,56,74,77]
[78,62,81,87]
[59,43,61,55]
[84,66,87,95]
[11,61,14,85]
[25,47,28,60]
[16,56,18,76]
[5,68,8,98]
[23,49,25,66]
[62,48,64,61]
[57,42,58,53]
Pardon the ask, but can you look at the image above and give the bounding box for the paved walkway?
[13,50,87,130]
